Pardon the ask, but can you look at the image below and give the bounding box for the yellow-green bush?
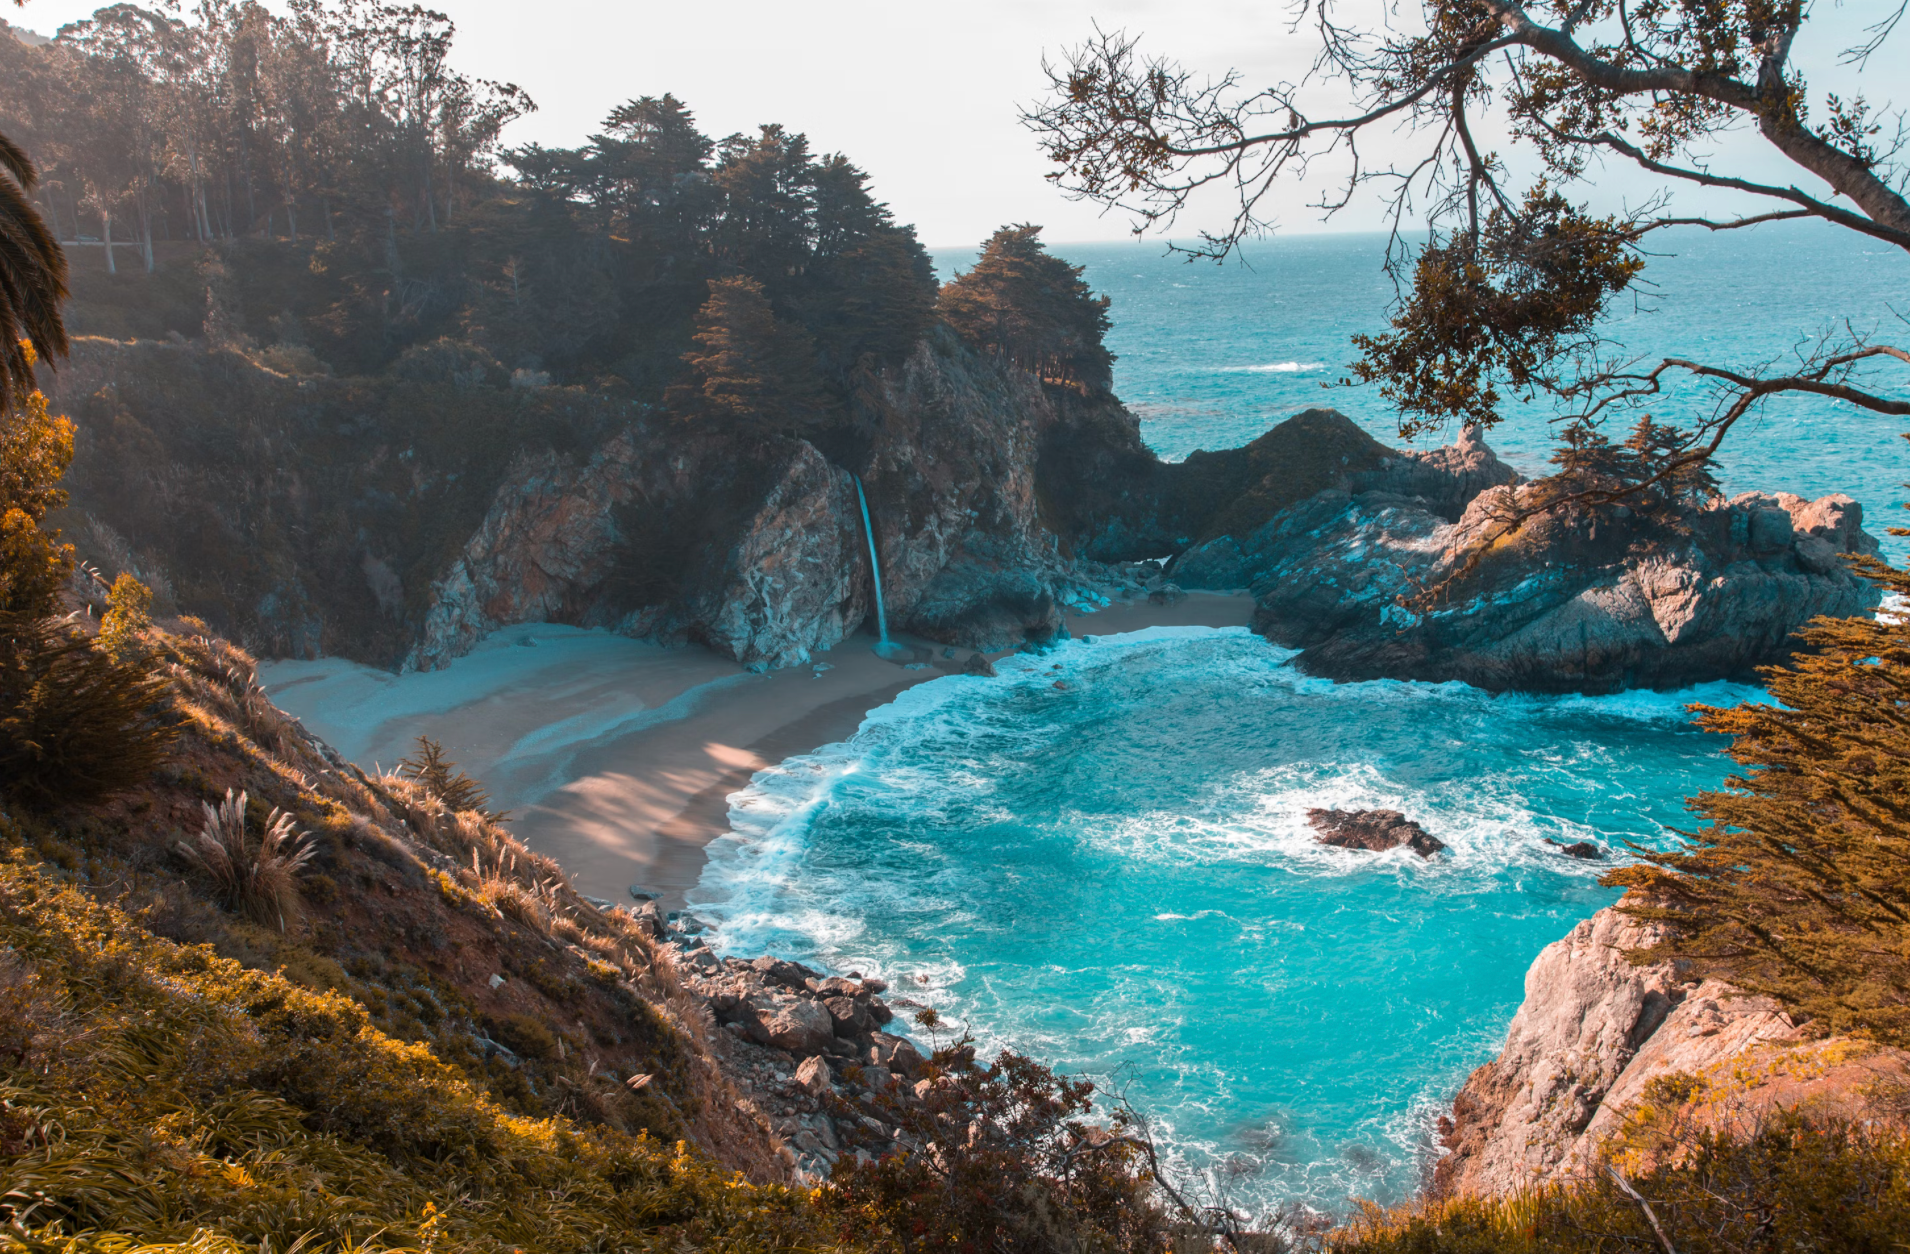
[0,853,854,1253]
[1329,1118,1910,1253]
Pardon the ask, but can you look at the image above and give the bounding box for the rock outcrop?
[1307,807,1447,857]
[644,906,940,1183]
[1435,906,1909,1197]
[53,336,1889,690]
[1183,412,1883,693]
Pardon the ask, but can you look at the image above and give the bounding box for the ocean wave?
[1216,361,1327,373]
[689,625,1740,1213]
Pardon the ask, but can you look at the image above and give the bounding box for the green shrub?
[0,612,176,806]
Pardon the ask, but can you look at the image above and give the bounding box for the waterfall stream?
[854,476,897,655]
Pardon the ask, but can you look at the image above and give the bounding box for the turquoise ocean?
[687,225,1910,1215]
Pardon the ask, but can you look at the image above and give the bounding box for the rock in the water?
[1307,808,1446,857]
[962,651,998,676]
[1242,438,1881,693]
[1147,581,1186,606]
[1545,838,1604,860]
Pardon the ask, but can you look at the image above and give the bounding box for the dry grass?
[176,788,318,931]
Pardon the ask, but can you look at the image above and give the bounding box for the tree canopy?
[938,224,1113,393]
[1029,0,1908,457]
[1612,545,1910,1043]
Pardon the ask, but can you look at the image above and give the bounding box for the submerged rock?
[1307,808,1446,857]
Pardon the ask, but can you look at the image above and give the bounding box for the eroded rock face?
[1433,909,1685,1195]
[1433,906,1909,1197]
[1307,808,1446,857]
[404,333,1087,670]
[1231,425,1881,693]
[406,433,869,671]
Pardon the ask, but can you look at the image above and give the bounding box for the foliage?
[1608,552,1910,1043]
[97,571,152,662]
[1345,191,1643,439]
[396,735,498,818]
[0,139,66,406]
[1329,1115,1910,1253]
[1537,413,1721,525]
[175,788,317,931]
[0,371,74,618]
[0,0,531,270]
[827,1037,1178,1254]
[0,612,175,807]
[667,275,831,439]
[938,225,1113,393]
[0,853,853,1253]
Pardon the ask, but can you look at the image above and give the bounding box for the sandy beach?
[264,592,1253,910]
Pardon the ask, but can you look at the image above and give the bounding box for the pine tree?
[1612,485,1910,1042]
[667,275,829,440]
[937,224,1113,392]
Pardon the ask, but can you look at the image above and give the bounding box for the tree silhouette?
[937,224,1112,392]
[668,275,829,440]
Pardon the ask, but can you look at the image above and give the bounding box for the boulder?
[1147,582,1186,606]
[1307,808,1446,858]
[757,997,836,1055]
[962,651,998,677]
[825,995,872,1037]
[795,1055,834,1095]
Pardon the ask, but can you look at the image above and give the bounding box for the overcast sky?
[14,0,1908,249]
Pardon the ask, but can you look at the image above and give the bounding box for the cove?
[689,626,1753,1214]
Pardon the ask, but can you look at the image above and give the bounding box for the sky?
[12,0,1909,250]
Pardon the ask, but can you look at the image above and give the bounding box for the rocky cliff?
[50,331,1116,671]
[1168,413,1882,693]
[49,336,1887,690]
[1434,905,1909,1197]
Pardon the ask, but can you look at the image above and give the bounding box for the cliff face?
[1436,905,1909,1197]
[1164,414,1882,693]
[51,331,1110,671]
[51,337,1889,691]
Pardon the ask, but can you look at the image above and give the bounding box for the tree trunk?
[287,200,298,244]
[101,209,116,275]
[323,197,334,242]
[140,199,154,272]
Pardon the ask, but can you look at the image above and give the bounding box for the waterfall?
[854,476,892,650]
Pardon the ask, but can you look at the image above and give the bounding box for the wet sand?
[264,592,1253,910]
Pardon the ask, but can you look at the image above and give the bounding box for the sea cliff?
[1434,905,1910,1196]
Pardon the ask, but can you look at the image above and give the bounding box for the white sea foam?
[689,626,1745,1213]
[1216,361,1327,373]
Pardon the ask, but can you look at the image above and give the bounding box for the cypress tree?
[667,275,829,440]
[1613,476,1910,1041]
[938,224,1113,392]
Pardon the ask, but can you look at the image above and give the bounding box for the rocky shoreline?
[629,898,938,1182]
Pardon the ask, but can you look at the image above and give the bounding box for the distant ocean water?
[685,227,1906,1215]
[938,221,1910,561]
